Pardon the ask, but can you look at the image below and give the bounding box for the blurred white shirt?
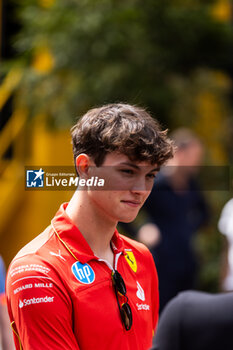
[218,198,233,291]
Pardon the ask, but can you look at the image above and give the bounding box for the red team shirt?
[6,203,159,350]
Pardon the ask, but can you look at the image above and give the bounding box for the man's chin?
[119,216,137,224]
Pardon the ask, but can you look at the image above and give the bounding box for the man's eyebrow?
[118,162,160,172]
[118,162,140,170]
[150,167,160,172]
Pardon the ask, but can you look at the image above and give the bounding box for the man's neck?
[66,191,116,267]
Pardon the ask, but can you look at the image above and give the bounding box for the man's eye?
[146,173,156,179]
[120,169,135,175]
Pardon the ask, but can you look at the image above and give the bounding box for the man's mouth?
[121,200,141,207]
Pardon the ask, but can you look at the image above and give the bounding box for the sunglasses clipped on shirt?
[111,270,133,331]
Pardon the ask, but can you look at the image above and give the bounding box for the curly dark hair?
[71,103,174,172]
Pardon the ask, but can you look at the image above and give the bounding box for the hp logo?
[71,262,95,284]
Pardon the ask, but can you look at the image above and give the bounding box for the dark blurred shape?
[1,0,21,59]
[152,290,233,350]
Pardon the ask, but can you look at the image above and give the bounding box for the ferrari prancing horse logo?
[125,251,137,272]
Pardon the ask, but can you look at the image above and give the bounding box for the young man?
[6,104,173,350]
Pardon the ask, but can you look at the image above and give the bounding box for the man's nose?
[130,177,148,193]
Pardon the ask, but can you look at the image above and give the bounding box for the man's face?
[87,153,159,224]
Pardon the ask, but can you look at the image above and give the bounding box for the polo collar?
[51,203,125,263]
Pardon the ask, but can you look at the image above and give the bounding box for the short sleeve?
[6,256,80,350]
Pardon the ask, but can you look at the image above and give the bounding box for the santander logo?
[136,281,145,301]
[18,296,54,308]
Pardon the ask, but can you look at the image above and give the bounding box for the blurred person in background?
[137,128,209,312]
[218,198,233,291]
[151,290,233,350]
[0,256,14,350]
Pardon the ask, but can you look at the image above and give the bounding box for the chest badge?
[125,251,137,273]
[71,262,95,284]
[136,281,145,301]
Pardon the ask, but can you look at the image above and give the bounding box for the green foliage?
[10,0,233,127]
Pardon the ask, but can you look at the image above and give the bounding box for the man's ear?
[75,154,91,177]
